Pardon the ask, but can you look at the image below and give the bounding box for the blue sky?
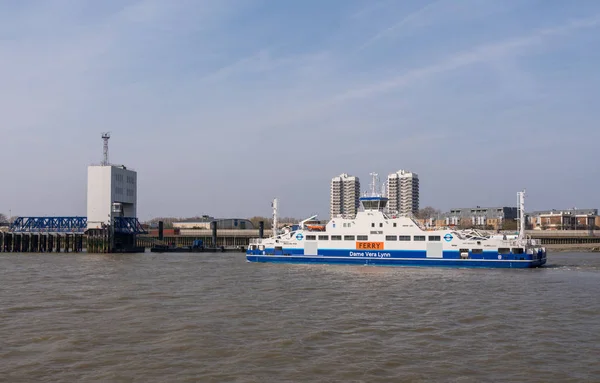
[1,0,599,220]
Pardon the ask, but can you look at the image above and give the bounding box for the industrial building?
[85,133,144,252]
[330,173,360,219]
[87,165,137,229]
[173,217,254,230]
[86,133,137,230]
[386,170,419,217]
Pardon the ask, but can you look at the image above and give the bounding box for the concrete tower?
[330,173,360,219]
[87,134,137,230]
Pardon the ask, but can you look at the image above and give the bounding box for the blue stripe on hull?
[246,255,545,268]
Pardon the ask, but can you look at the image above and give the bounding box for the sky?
[1,0,599,221]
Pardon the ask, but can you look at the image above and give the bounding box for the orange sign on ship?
[355,242,384,250]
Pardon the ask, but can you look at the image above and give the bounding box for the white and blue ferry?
[246,189,546,268]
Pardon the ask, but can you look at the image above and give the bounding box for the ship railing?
[504,237,539,248]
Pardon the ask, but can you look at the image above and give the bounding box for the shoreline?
[546,244,600,252]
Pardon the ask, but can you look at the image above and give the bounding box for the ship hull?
[246,254,546,268]
[246,248,546,268]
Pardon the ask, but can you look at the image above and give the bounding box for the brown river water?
[1,252,599,382]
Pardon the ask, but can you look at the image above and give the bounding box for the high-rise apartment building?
[386,170,419,216]
[330,173,361,218]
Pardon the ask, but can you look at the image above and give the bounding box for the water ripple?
[0,252,599,382]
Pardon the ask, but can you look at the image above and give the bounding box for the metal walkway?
[10,217,147,234]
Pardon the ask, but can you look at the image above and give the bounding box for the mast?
[272,198,278,237]
[369,172,379,197]
[101,132,110,166]
[518,190,526,241]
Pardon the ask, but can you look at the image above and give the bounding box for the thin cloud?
[338,14,600,103]
[358,0,444,51]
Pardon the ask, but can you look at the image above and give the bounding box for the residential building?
[528,209,598,230]
[443,207,518,230]
[330,173,360,218]
[386,170,419,216]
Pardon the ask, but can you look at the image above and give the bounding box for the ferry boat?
[246,183,547,268]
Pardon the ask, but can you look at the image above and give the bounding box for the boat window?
[398,235,411,241]
[414,235,426,241]
[379,223,383,227]
[357,235,368,241]
[331,235,342,241]
[344,235,355,240]
[371,223,375,227]
[306,235,316,240]
[472,249,483,254]
[318,235,328,240]
[275,246,283,251]
[393,223,397,227]
[512,248,524,254]
[499,248,510,254]
[386,235,397,241]
[428,236,441,241]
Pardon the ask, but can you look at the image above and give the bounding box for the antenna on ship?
[518,190,526,241]
[101,132,111,166]
[272,198,278,237]
[369,172,379,197]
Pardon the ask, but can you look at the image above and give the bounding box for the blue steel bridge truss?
[10,217,147,234]
[10,217,87,233]
[113,217,148,235]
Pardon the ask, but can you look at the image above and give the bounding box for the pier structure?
[2,216,86,253]
[1,231,84,253]
[2,133,146,254]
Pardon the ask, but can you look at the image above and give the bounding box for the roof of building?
[530,208,598,216]
[443,206,517,219]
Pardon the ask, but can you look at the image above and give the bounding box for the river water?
[1,252,599,382]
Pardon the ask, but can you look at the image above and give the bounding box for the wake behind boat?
[246,186,546,268]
